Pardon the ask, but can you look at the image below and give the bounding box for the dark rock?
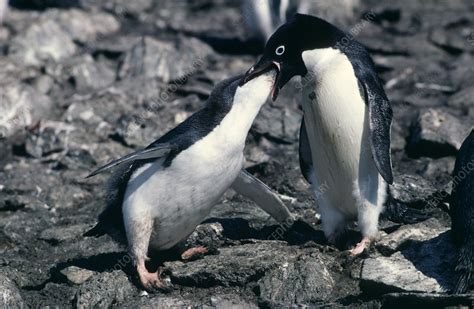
[0,269,25,308]
[119,36,213,83]
[449,54,474,89]
[10,0,82,9]
[390,174,439,208]
[253,105,301,143]
[39,224,89,244]
[382,292,474,308]
[74,270,137,308]
[9,18,76,66]
[422,156,456,189]
[257,254,335,306]
[407,108,472,158]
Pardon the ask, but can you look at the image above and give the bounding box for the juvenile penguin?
[241,14,393,255]
[85,72,292,290]
[450,130,474,294]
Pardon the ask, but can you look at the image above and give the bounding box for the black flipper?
[86,143,173,178]
[361,79,394,184]
[298,117,314,184]
[344,42,394,185]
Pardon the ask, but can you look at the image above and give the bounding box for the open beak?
[240,61,282,101]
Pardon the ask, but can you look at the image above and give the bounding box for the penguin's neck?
[214,75,273,146]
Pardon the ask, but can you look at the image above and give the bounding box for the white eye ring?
[275,45,285,56]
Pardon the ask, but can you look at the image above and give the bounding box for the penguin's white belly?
[302,49,380,218]
[123,142,243,250]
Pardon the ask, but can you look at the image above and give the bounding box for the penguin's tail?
[454,244,473,294]
[83,223,106,237]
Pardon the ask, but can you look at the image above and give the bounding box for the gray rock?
[407,108,472,158]
[0,82,52,138]
[74,270,137,308]
[390,174,438,208]
[44,8,119,44]
[184,222,225,249]
[253,105,302,143]
[429,27,474,55]
[448,86,474,111]
[96,0,153,18]
[361,230,457,294]
[9,18,76,66]
[0,270,25,308]
[67,55,116,92]
[258,254,335,306]
[119,36,213,83]
[376,218,448,255]
[422,156,456,189]
[207,294,258,309]
[25,121,74,158]
[39,224,89,244]
[165,241,302,287]
[59,266,95,285]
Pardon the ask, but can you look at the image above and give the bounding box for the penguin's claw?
[137,264,168,292]
[350,237,372,256]
[181,246,208,260]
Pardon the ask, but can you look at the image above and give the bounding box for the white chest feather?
[301,48,380,216]
[122,73,274,250]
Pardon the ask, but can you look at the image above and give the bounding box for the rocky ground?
[0,0,474,308]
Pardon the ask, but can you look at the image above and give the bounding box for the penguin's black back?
[84,76,242,239]
[450,130,474,293]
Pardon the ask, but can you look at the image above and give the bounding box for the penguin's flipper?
[231,169,293,223]
[86,143,172,178]
[359,78,394,185]
[299,117,314,184]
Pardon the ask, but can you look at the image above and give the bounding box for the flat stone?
[258,254,335,306]
[361,230,457,294]
[165,241,302,287]
[39,224,89,244]
[59,266,95,285]
[376,218,448,255]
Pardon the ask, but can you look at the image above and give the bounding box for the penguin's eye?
[275,45,285,56]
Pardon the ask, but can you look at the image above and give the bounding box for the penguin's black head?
[241,14,343,100]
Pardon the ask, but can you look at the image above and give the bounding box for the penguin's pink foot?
[137,262,165,291]
[181,246,208,260]
[350,237,372,256]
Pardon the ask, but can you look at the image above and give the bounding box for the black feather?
[450,130,474,294]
